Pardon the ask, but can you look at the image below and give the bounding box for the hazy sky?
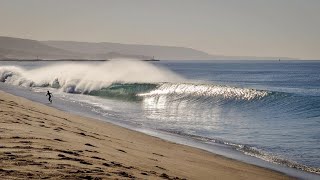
[1,0,319,59]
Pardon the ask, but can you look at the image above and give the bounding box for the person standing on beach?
[46,91,53,103]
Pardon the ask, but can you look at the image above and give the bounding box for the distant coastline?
[0,59,160,62]
[0,36,301,61]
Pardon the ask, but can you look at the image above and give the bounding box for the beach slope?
[0,91,291,179]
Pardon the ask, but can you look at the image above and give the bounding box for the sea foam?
[0,59,183,93]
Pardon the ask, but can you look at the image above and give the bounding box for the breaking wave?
[0,61,312,110]
[0,60,182,92]
[0,60,271,101]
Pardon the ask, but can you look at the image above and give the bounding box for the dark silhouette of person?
[46,91,53,103]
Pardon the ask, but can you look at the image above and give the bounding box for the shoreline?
[0,90,293,179]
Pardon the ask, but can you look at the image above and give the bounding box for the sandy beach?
[0,90,292,180]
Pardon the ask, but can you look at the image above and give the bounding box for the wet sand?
[0,90,292,179]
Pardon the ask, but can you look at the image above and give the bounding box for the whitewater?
[0,60,319,179]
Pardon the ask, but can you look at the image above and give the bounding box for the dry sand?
[0,90,292,179]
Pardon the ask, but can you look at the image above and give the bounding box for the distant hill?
[0,54,6,59]
[0,36,82,60]
[0,36,298,60]
[43,41,214,60]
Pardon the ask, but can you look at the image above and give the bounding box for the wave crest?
[0,60,182,92]
[139,83,270,100]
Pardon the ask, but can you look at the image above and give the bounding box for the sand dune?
[0,90,292,179]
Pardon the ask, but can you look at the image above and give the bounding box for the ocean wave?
[0,63,293,103]
[61,82,274,102]
[0,61,272,101]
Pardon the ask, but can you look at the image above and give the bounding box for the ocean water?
[0,60,319,177]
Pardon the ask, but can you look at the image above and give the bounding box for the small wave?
[158,129,320,174]
[237,145,320,174]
